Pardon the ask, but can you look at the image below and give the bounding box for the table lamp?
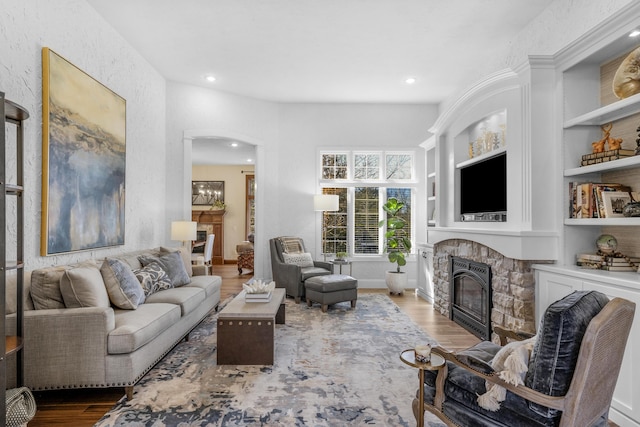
[171,221,197,247]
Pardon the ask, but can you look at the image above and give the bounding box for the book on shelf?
[569,182,633,219]
[576,253,604,262]
[600,265,637,272]
[576,261,602,269]
[581,149,636,161]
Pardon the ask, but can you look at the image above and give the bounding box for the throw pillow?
[282,252,315,268]
[138,251,190,287]
[59,260,111,308]
[279,236,304,254]
[100,258,146,309]
[160,246,193,277]
[133,262,173,296]
[30,265,70,310]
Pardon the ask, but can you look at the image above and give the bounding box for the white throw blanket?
[477,336,536,411]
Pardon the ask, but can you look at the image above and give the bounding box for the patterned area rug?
[95,294,445,426]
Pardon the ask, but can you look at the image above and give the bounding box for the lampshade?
[171,221,197,241]
[314,194,339,211]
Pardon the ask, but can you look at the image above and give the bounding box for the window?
[319,150,415,256]
[354,153,379,179]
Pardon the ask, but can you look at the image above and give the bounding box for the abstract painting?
[41,48,126,255]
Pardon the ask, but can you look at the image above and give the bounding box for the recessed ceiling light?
[230,142,239,147]
[247,158,253,163]
[405,77,417,84]
[205,75,216,82]
[630,30,640,37]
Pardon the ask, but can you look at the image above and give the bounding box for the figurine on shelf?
[591,123,623,153]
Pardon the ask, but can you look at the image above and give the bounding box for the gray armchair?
[269,237,332,303]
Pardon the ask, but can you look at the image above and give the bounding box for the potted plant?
[335,251,348,262]
[378,197,411,294]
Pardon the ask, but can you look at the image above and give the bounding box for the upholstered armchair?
[269,236,332,303]
[414,290,635,427]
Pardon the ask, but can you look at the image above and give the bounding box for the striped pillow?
[279,236,304,254]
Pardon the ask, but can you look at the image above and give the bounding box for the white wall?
[277,103,437,287]
[165,81,437,284]
[165,82,280,276]
[0,0,166,269]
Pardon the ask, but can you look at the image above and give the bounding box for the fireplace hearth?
[449,256,492,340]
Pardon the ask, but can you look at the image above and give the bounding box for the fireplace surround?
[432,239,542,340]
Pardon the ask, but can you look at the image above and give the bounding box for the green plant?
[210,200,226,210]
[378,197,411,273]
[336,251,348,260]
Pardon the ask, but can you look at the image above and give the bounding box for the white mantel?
[427,228,558,261]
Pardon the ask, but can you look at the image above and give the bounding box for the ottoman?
[304,274,358,313]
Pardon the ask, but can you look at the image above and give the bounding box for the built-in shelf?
[564,92,640,128]
[564,155,640,176]
[564,217,640,226]
[455,146,506,169]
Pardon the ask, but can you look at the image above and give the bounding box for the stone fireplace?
[433,239,541,340]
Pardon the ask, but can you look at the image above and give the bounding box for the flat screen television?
[460,152,506,220]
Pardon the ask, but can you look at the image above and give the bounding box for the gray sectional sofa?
[5,246,221,399]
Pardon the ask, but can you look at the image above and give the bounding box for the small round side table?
[400,349,445,427]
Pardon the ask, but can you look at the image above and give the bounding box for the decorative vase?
[385,271,407,295]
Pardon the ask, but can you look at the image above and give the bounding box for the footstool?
[304,274,358,313]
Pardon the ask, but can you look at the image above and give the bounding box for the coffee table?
[217,288,286,365]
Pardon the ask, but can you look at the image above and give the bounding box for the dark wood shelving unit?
[1,91,29,426]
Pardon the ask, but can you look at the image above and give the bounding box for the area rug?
[95,294,445,426]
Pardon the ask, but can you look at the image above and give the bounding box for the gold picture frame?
[41,48,126,255]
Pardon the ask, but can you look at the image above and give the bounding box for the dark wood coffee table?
[217,288,285,365]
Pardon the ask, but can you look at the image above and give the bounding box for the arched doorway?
[182,129,265,278]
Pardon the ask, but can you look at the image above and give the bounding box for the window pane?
[386,188,412,252]
[354,187,379,254]
[354,153,380,180]
[386,154,412,179]
[321,188,347,254]
[322,154,348,180]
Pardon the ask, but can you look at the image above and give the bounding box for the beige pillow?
[60,260,110,308]
[30,265,70,310]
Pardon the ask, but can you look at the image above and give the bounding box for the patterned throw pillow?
[133,262,173,296]
[100,258,146,309]
[282,252,315,268]
[138,251,190,287]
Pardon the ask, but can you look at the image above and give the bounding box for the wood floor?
[23,265,479,426]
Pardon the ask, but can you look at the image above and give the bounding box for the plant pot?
[385,271,407,295]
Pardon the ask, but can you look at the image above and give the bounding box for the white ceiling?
[192,137,256,166]
[86,0,554,164]
[87,0,553,104]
